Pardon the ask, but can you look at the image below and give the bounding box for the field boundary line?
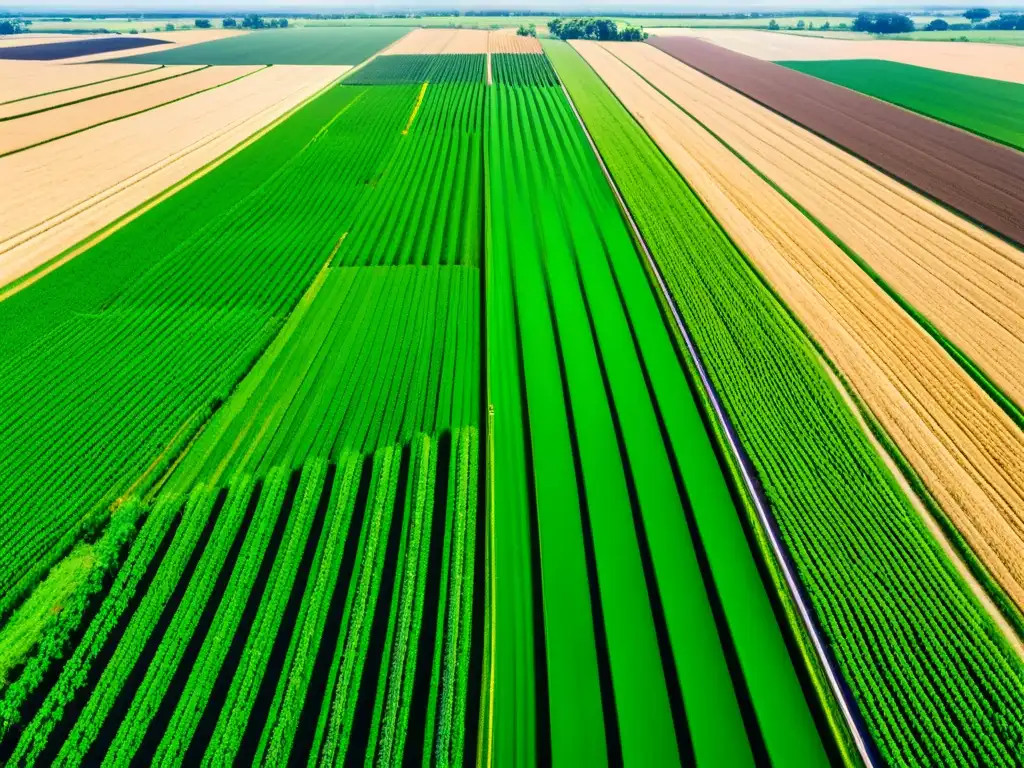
[553,56,878,768]
[0,64,212,122]
[0,64,267,159]
[403,82,429,134]
[596,43,1024,648]
[0,86,303,257]
[0,63,166,106]
[0,66,351,303]
[602,45,1024,444]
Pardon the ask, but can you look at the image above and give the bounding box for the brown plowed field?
[606,42,1024,411]
[0,64,260,155]
[0,36,167,61]
[648,36,1024,248]
[0,65,346,290]
[574,39,1024,612]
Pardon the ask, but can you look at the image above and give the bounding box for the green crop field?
[546,38,1024,767]
[3,23,1024,768]
[486,51,827,767]
[781,59,1024,151]
[113,27,408,65]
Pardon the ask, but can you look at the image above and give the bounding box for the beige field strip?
[383,27,489,54]
[575,40,1024,612]
[0,60,160,103]
[0,33,83,48]
[0,64,261,156]
[648,28,1024,83]
[0,64,206,119]
[607,42,1024,411]
[0,65,346,289]
[488,29,544,54]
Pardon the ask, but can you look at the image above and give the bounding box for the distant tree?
[194,18,211,28]
[269,18,279,27]
[0,19,20,35]
[873,13,914,33]
[796,20,806,29]
[851,12,874,32]
[964,8,991,22]
[926,18,950,31]
[547,17,645,41]
[164,23,175,31]
[242,13,265,29]
[821,21,831,29]
[516,23,537,37]
[619,24,647,41]
[768,19,779,30]
[278,18,288,28]
[223,17,237,28]
[838,22,849,29]
[129,28,138,34]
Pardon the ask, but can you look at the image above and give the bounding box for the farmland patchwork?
[1,27,1024,768]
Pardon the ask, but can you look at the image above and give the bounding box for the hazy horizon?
[4,1,1016,14]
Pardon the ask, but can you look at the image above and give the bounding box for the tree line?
[547,18,647,41]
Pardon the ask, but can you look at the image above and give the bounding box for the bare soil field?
[488,30,543,54]
[0,64,204,119]
[0,64,261,156]
[576,39,1024,614]
[609,42,1024,411]
[0,36,167,61]
[648,37,1024,248]
[647,27,1024,83]
[0,34,84,48]
[383,28,489,54]
[0,60,160,103]
[0,65,346,290]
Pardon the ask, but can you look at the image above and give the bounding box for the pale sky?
[3,1,1010,12]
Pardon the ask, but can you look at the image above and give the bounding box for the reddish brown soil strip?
[648,36,1024,248]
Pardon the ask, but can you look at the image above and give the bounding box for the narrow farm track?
[556,39,1024,767]
[486,53,828,768]
[606,41,1024,422]
[648,36,1024,249]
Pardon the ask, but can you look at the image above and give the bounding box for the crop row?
[0,81,400,618]
[545,38,1024,766]
[491,53,559,87]
[345,54,486,85]
[485,68,827,765]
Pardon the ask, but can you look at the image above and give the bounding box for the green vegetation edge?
[542,38,860,767]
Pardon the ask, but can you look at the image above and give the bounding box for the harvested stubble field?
[580,37,1024,624]
[783,59,1024,152]
[565,38,1024,766]
[383,28,489,55]
[649,37,1024,250]
[610,42,1024,420]
[0,60,160,103]
[487,29,543,54]
[0,64,262,157]
[0,64,204,120]
[0,36,167,61]
[0,64,347,291]
[650,27,1024,82]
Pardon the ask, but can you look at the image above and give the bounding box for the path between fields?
[823,363,1024,660]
